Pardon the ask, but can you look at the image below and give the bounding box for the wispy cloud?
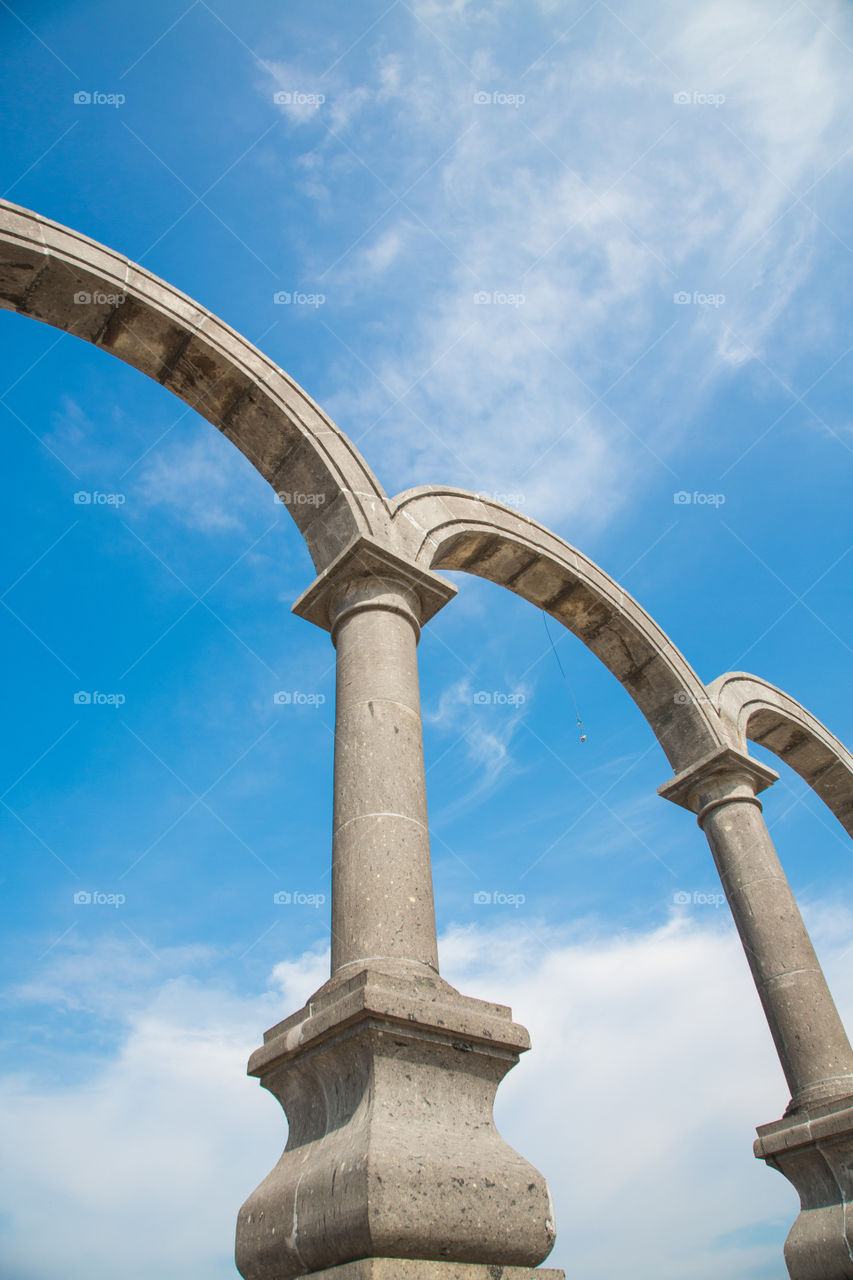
[425,675,531,805]
[133,429,261,533]
[255,0,853,530]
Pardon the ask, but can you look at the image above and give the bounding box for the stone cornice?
[292,534,457,633]
[658,745,779,816]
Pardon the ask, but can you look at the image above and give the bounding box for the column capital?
[658,745,779,823]
[292,535,457,635]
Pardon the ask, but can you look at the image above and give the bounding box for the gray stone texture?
[660,747,853,1112]
[235,967,556,1279]
[756,1098,853,1279]
[710,671,853,837]
[304,1263,565,1279]
[237,544,556,1278]
[293,544,456,976]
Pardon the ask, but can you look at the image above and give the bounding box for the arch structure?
[2,198,852,1280]
[709,671,853,838]
[0,199,391,571]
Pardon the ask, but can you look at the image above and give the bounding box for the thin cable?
[542,610,586,742]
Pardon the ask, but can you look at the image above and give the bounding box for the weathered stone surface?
[391,489,727,772]
[663,749,853,1274]
[660,747,853,1113]
[304,1262,565,1278]
[236,548,555,1279]
[755,1096,853,1280]
[236,970,555,1280]
[709,672,853,837]
[294,551,454,976]
[0,197,387,573]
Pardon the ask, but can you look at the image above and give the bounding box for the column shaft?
[329,575,439,976]
[661,750,853,1111]
[702,791,853,1107]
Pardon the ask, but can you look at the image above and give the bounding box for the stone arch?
[391,485,728,772]
[708,671,853,837]
[0,199,390,572]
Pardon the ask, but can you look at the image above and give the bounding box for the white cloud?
[257,0,853,529]
[4,905,851,1279]
[133,429,260,533]
[424,674,531,801]
[441,913,798,1277]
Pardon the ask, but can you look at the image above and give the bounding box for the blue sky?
[1,2,852,1277]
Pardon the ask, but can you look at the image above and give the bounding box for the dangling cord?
[542,610,586,742]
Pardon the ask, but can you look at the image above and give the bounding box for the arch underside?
[0,198,389,572]
[391,487,729,773]
[709,673,853,838]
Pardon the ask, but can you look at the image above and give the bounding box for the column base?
[755,1094,853,1279]
[236,966,557,1280]
[304,1264,565,1279]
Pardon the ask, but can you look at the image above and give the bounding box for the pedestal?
[755,1095,853,1279]
[235,966,557,1279]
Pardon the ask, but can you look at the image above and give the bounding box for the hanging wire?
[542,610,586,742]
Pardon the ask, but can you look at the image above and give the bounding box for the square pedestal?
[237,969,557,1280]
[306,1264,565,1279]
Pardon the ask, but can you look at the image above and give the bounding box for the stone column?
[326,568,439,978]
[660,745,853,1279]
[236,537,562,1280]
